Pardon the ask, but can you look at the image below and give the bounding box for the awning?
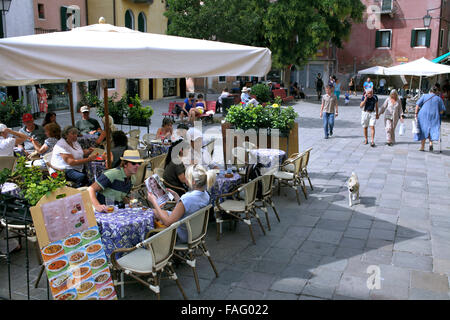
[432,52,450,64]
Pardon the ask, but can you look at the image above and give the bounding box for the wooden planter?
[221,121,299,165]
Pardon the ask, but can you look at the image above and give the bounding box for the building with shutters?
[290,0,450,91]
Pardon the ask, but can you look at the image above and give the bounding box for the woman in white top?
[51,125,98,187]
[147,164,216,243]
[0,124,29,157]
[379,89,403,146]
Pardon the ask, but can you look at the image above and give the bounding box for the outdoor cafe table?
[95,206,155,259]
[1,182,21,198]
[78,133,99,150]
[149,141,170,158]
[209,172,242,206]
[249,148,286,168]
[87,159,106,184]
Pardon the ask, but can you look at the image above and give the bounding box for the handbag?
[412,119,420,134]
[398,122,405,136]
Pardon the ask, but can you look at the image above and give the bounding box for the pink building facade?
[33,0,87,33]
[336,0,450,88]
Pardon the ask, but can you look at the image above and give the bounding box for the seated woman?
[50,125,99,188]
[156,118,174,141]
[94,115,116,146]
[109,130,128,168]
[87,150,144,212]
[147,164,216,243]
[29,123,61,167]
[42,112,59,128]
[162,139,190,196]
[0,124,29,156]
[188,94,206,124]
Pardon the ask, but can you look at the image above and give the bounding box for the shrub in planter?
[250,84,271,103]
[127,94,154,126]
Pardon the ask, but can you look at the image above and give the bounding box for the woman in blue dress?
[414,85,446,151]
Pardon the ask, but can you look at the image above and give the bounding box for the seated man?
[241,87,259,107]
[0,124,29,156]
[19,113,47,155]
[76,106,102,135]
[87,150,144,212]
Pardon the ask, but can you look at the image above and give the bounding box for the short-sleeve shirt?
[96,167,135,204]
[51,138,84,171]
[183,98,195,112]
[42,137,58,155]
[363,81,374,91]
[75,118,101,135]
[175,190,210,243]
[322,94,338,113]
[163,161,186,191]
[19,124,46,152]
[361,95,378,112]
[0,136,16,156]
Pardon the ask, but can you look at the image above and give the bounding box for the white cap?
[241,86,251,92]
[0,124,7,133]
[80,105,90,113]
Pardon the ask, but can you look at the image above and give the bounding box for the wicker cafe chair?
[173,204,218,293]
[127,129,141,140]
[300,147,313,191]
[149,153,167,175]
[214,176,266,244]
[231,146,249,177]
[254,173,280,231]
[110,220,187,300]
[274,152,305,205]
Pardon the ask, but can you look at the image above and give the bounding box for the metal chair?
[110,221,187,300]
[214,176,266,244]
[254,173,280,231]
[274,152,305,205]
[173,204,218,293]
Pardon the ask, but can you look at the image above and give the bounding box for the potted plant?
[0,97,31,128]
[127,94,154,127]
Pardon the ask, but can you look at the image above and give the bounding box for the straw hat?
[120,150,144,163]
[241,86,251,92]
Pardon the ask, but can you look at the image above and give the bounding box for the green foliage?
[0,96,32,127]
[225,103,298,135]
[250,84,271,103]
[96,93,153,125]
[128,94,154,122]
[8,157,67,206]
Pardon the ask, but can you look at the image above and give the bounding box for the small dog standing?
[347,172,360,206]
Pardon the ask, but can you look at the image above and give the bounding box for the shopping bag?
[412,119,420,134]
[398,122,405,136]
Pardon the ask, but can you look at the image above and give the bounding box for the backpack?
[244,163,264,200]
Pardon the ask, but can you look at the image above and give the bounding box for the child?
[344,92,350,105]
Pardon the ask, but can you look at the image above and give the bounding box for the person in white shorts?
[360,89,379,147]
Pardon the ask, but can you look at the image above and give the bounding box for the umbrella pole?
[102,79,112,169]
[67,80,75,126]
[418,76,422,96]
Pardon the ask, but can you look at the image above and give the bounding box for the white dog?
[347,172,360,206]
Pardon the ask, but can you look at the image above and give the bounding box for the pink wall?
[337,0,448,73]
[34,0,87,32]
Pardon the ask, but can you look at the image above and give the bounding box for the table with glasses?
[149,141,170,158]
[95,206,155,259]
[209,172,242,206]
[249,148,286,169]
[1,182,22,198]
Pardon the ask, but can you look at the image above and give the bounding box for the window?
[411,29,431,47]
[107,79,115,89]
[440,29,444,48]
[375,30,391,48]
[381,0,392,12]
[125,10,135,29]
[218,76,226,83]
[38,3,45,19]
[138,12,146,32]
[60,6,80,31]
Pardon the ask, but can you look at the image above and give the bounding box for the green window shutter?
[425,29,431,48]
[411,30,416,47]
[60,6,68,31]
[375,30,381,48]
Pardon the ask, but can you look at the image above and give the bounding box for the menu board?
[30,187,117,301]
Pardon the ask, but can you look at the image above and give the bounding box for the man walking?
[316,73,324,101]
[360,88,379,147]
[320,85,338,139]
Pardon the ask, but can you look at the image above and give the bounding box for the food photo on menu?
[145,174,174,206]
[40,226,117,300]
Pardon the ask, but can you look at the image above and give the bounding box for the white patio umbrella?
[384,57,450,95]
[0,22,272,168]
[357,66,387,75]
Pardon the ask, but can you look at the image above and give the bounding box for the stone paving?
[1,91,450,300]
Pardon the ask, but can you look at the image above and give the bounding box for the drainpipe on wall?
[113,0,116,26]
[85,0,88,25]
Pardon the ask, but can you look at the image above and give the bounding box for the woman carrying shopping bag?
[379,89,403,146]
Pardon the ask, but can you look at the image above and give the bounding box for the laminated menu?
[30,187,117,300]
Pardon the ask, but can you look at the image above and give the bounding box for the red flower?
[1,102,5,106]
[51,172,58,178]
[129,104,133,108]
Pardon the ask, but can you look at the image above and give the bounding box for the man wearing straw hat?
[240,86,259,107]
[87,150,144,212]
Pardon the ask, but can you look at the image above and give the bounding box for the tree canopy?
[165,0,365,87]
